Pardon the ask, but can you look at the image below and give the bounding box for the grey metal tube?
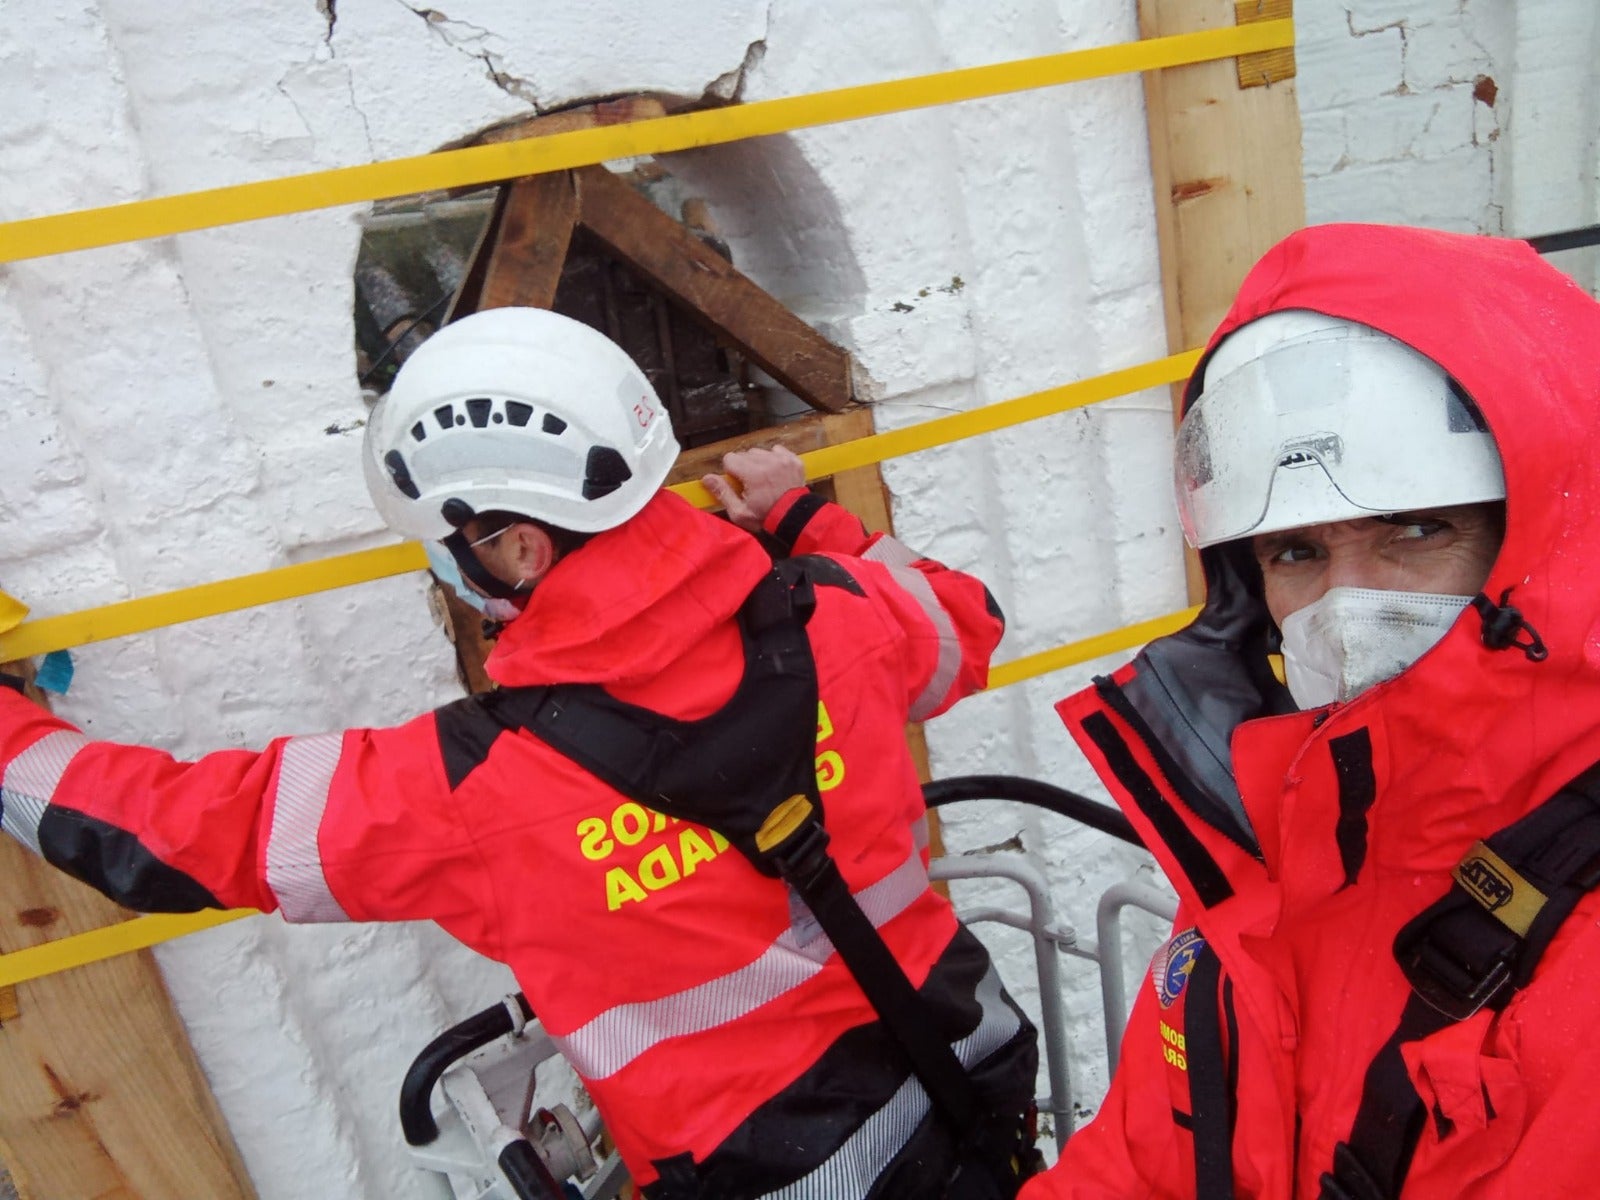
[1094,881,1178,1073]
[931,853,1077,1148]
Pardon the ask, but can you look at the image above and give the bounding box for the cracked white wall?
[0,2,1596,1198]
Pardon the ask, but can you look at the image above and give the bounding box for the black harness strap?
[1319,760,1600,1200]
[494,559,999,1161]
[1186,943,1237,1200]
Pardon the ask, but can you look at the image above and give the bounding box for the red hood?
[484,490,772,690]
[1201,224,1600,858]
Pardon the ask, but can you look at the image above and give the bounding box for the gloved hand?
[701,446,807,532]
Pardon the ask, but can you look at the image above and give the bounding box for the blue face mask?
[424,542,525,623]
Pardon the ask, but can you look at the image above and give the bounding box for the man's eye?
[1392,520,1448,541]
[1266,544,1317,565]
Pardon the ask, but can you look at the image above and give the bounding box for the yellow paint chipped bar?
[0,22,1292,264]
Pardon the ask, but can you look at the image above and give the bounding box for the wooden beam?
[477,171,580,312]
[1139,0,1305,600]
[441,98,670,324]
[1140,0,1305,353]
[573,164,854,413]
[442,182,510,325]
[665,414,841,484]
[0,666,255,1200]
[442,97,669,153]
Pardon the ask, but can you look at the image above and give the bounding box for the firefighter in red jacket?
[0,308,1038,1198]
[1023,224,1600,1199]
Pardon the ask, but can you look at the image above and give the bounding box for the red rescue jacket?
[0,488,1023,1194]
[1023,225,1600,1199]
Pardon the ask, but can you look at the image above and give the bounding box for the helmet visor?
[1175,334,1504,548]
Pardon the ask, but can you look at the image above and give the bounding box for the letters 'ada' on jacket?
[0,484,1023,1194]
[1022,224,1600,1200]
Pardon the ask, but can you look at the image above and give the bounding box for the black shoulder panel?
[433,693,515,791]
[983,585,1006,629]
[1329,728,1377,889]
[1080,710,1234,908]
[37,807,222,912]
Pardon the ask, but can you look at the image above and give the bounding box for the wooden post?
[1139,0,1306,599]
[477,172,580,312]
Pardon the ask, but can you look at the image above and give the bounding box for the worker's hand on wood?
[702,447,807,532]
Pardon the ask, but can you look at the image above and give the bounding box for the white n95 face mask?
[1279,587,1475,709]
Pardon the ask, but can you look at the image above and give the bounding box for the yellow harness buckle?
[756,794,815,852]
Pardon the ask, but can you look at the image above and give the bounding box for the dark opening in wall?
[353,171,761,450]
[351,101,861,697]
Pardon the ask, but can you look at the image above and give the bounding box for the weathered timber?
[574,164,854,414]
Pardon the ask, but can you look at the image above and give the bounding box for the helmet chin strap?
[440,529,527,602]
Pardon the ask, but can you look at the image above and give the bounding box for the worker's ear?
[504,522,557,587]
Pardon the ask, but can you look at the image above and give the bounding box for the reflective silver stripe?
[882,564,962,721]
[760,963,1023,1199]
[862,534,920,570]
[264,733,350,922]
[556,848,932,1080]
[1,730,90,856]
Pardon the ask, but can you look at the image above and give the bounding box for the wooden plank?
[442,97,669,153]
[441,98,670,324]
[1139,0,1305,600]
[573,164,854,413]
[1140,0,1305,354]
[442,182,510,325]
[1235,0,1297,88]
[821,408,894,537]
[0,663,255,1200]
[665,415,838,485]
[477,171,580,312]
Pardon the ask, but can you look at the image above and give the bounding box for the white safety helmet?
[363,307,680,540]
[1175,311,1505,549]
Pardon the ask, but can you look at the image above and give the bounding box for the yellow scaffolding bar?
[0,22,1292,264]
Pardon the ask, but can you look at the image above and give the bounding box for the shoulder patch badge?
[1152,927,1206,1009]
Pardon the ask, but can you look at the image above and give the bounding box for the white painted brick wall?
[1,2,1595,1196]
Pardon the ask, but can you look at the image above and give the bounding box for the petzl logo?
[1458,855,1514,911]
